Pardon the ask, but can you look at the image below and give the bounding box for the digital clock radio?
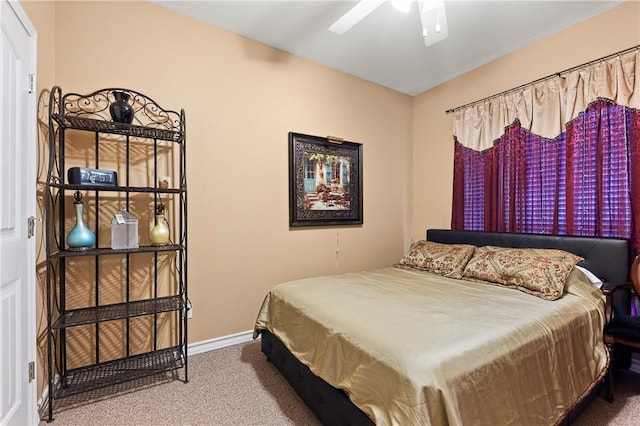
[68,167,118,186]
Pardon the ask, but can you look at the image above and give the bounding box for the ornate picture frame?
[289,132,363,227]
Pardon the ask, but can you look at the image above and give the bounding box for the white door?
[0,0,37,424]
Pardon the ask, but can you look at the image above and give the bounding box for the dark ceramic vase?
[110,91,134,124]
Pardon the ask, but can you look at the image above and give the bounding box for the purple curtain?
[452,99,640,254]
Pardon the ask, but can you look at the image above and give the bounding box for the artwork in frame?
[289,132,363,227]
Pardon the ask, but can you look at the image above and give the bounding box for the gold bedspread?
[253,267,607,426]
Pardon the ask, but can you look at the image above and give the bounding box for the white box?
[111,210,139,249]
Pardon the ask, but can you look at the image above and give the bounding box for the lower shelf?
[53,346,184,399]
[53,296,184,328]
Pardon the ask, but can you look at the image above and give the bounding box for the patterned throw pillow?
[395,240,476,279]
[462,246,584,300]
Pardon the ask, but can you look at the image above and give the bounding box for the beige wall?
[411,0,640,243]
[22,0,413,395]
[20,0,639,400]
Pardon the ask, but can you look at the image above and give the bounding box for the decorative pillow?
[462,246,584,300]
[395,240,476,279]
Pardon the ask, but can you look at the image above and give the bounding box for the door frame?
[3,0,38,423]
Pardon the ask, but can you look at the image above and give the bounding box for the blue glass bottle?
[66,191,95,251]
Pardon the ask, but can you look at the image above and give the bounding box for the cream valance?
[453,48,640,151]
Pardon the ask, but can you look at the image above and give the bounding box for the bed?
[253,229,630,425]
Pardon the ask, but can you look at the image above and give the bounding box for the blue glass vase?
[66,191,95,251]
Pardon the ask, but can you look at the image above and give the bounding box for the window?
[453,100,639,253]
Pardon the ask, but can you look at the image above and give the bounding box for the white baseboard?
[187,329,254,356]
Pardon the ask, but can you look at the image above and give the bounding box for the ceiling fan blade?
[419,0,448,47]
[329,0,386,35]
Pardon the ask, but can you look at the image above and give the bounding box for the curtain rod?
[445,44,640,114]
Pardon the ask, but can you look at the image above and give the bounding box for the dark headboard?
[427,229,630,284]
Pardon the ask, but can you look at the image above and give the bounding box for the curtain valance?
[453,48,640,151]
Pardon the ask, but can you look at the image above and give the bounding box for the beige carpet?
[40,340,639,425]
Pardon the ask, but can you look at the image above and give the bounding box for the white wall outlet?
[186,302,193,319]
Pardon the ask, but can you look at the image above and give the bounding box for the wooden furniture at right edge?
[603,255,640,402]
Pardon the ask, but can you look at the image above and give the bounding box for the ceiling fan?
[329,0,448,47]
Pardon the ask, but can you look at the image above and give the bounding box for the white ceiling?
[152,0,623,96]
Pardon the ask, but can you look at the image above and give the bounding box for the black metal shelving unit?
[44,86,188,421]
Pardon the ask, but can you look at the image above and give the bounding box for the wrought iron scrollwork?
[49,86,184,142]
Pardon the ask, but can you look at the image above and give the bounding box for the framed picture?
[289,132,363,227]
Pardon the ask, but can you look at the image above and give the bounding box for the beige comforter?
[253,267,607,426]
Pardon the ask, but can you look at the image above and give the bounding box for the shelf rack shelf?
[49,182,183,194]
[52,296,184,329]
[51,113,183,142]
[44,86,188,421]
[50,244,183,258]
[54,346,185,399]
